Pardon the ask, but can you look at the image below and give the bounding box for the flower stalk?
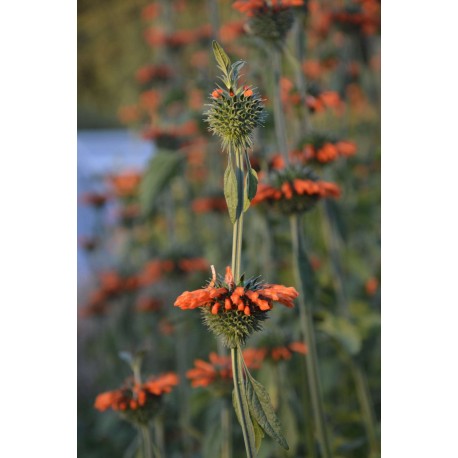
[290,213,332,458]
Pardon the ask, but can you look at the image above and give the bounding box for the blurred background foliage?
[78,0,380,457]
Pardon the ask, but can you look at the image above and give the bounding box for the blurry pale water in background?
[77,130,154,285]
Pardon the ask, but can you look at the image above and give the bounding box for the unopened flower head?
[174,266,298,347]
[252,164,341,214]
[204,41,267,152]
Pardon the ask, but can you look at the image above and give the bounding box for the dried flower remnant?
[95,372,179,425]
[174,266,298,347]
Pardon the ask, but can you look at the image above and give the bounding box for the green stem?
[231,347,255,458]
[230,147,245,279]
[271,50,290,164]
[140,424,154,458]
[349,358,379,457]
[290,214,332,458]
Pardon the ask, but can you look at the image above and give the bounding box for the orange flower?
[243,86,254,97]
[109,171,142,197]
[212,88,224,99]
[95,373,179,414]
[365,277,379,296]
[335,141,357,157]
[192,196,227,213]
[174,266,298,316]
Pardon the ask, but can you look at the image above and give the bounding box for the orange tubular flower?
[187,350,265,388]
[94,373,179,424]
[175,266,298,316]
[174,266,298,347]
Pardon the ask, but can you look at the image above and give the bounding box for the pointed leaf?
[212,41,231,75]
[230,60,246,82]
[251,412,265,452]
[224,152,244,223]
[243,167,258,212]
[245,373,289,450]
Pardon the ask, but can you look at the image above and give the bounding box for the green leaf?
[212,40,231,75]
[243,167,258,212]
[232,349,257,454]
[139,152,184,217]
[230,60,246,82]
[251,412,265,452]
[224,152,243,224]
[245,372,289,450]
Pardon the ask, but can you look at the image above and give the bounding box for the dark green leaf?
[224,152,244,224]
[139,152,184,217]
[245,372,289,450]
[244,167,258,212]
[230,60,245,82]
[212,40,231,75]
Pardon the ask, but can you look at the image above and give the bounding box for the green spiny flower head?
[204,41,267,152]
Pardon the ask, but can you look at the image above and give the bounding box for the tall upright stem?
[290,213,332,458]
[231,347,255,458]
[272,50,290,164]
[228,147,256,458]
[140,424,154,458]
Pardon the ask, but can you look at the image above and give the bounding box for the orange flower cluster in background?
[174,266,298,316]
[233,0,304,16]
[108,171,142,198]
[139,257,209,286]
[80,272,140,317]
[191,196,227,214]
[94,373,179,412]
[294,140,357,164]
[253,178,341,205]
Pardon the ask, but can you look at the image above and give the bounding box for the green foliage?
[139,152,184,217]
[245,370,289,450]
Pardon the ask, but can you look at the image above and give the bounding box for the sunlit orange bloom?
[95,373,179,413]
[252,178,341,205]
[211,88,224,99]
[192,196,227,213]
[243,86,253,97]
[109,171,142,197]
[144,28,167,47]
[335,141,357,157]
[175,266,298,316]
[316,143,338,163]
[144,373,179,395]
[288,341,308,354]
[365,277,379,296]
[319,91,341,108]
